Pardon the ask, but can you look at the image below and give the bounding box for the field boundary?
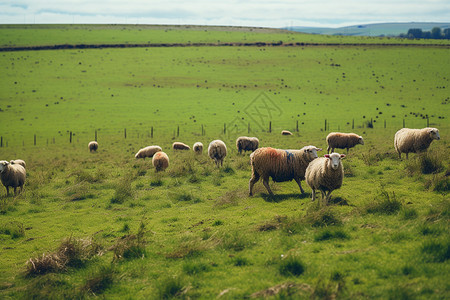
[1,41,450,52]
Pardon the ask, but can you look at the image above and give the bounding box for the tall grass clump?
[82,265,116,295]
[406,152,444,175]
[314,228,349,242]
[110,173,133,204]
[112,222,147,261]
[421,239,450,263]
[0,221,25,239]
[279,254,306,277]
[364,189,402,215]
[303,205,343,227]
[157,276,190,299]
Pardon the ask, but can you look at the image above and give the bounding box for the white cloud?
[0,0,449,27]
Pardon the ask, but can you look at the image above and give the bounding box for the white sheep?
[0,160,26,196]
[208,140,227,167]
[281,130,293,136]
[326,132,364,154]
[135,145,162,159]
[172,142,191,150]
[193,142,203,154]
[88,141,99,152]
[152,152,169,172]
[236,136,259,154]
[249,145,322,196]
[394,127,440,159]
[305,153,346,203]
[10,159,26,169]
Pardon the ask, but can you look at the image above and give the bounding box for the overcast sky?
[1,0,449,28]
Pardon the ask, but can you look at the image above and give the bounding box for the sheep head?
[0,160,10,173]
[428,128,440,140]
[324,153,345,170]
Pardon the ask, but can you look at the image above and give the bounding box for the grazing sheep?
[281,130,293,136]
[135,145,162,159]
[193,142,203,154]
[394,127,440,159]
[305,153,346,203]
[249,145,322,196]
[0,160,26,196]
[236,136,259,154]
[10,159,26,169]
[152,152,169,172]
[326,132,364,154]
[172,142,190,150]
[208,140,227,167]
[88,141,98,152]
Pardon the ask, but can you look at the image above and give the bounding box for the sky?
[0,0,449,28]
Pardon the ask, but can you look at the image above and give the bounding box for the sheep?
[10,159,26,169]
[249,145,322,196]
[281,130,293,136]
[305,153,346,203]
[193,142,203,154]
[0,160,26,196]
[236,136,259,154]
[88,141,98,152]
[394,127,440,159]
[326,132,364,154]
[152,152,169,172]
[172,142,190,150]
[208,140,227,167]
[135,145,162,159]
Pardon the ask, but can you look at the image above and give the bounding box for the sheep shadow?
[261,192,311,203]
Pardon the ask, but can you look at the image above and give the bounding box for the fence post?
[324,119,327,131]
[296,120,299,132]
[177,126,179,137]
[352,119,354,129]
[223,123,226,135]
[269,121,272,133]
[151,126,153,138]
[124,128,127,139]
[384,120,386,129]
[34,134,36,146]
[70,131,72,143]
[1,136,2,147]
[403,119,405,128]
[95,130,97,141]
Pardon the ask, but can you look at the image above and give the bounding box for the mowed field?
[0,25,449,299]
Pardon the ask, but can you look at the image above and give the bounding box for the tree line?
[399,27,450,39]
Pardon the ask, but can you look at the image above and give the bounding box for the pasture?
[0,25,449,299]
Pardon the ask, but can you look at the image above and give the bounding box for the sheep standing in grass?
[0,160,26,196]
[326,132,364,154]
[249,145,322,196]
[208,140,227,167]
[172,142,190,150]
[236,136,259,154]
[305,153,346,203]
[394,127,440,159]
[152,152,169,172]
[88,141,98,152]
[135,145,162,159]
[193,142,203,154]
[10,159,26,169]
[281,130,293,136]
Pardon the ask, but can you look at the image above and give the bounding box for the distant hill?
[284,22,450,37]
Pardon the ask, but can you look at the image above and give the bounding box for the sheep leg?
[6,186,9,196]
[346,148,349,154]
[249,172,260,196]
[262,177,274,195]
[320,190,326,204]
[405,153,408,160]
[13,186,17,195]
[311,189,316,201]
[327,145,331,154]
[325,191,332,204]
[294,178,305,194]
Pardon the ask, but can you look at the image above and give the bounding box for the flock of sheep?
[0,127,441,203]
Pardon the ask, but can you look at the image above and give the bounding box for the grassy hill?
[286,22,450,37]
[0,25,449,299]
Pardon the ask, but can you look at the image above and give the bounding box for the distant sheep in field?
[249,145,322,196]
[88,141,98,152]
[208,140,227,167]
[305,153,346,203]
[394,127,440,159]
[0,160,26,196]
[152,152,169,172]
[326,132,364,154]
[281,130,293,136]
[135,145,162,159]
[172,142,190,150]
[193,142,203,154]
[236,136,259,154]
[10,159,26,169]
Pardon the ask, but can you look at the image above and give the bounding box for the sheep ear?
[324,154,330,158]
[340,154,346,159]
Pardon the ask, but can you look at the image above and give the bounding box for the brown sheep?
[172,142,191,150]
[88,141,98,152]
[152,152,169,172]
[394,127,440,159]
[0,160,26,196]
[249,145,322,196]
[236,136,259,154]
[326,132,364,154]
[10,159,26,169]
[208,140,227,167]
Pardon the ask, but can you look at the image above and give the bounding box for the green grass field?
[0,25,449,299]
